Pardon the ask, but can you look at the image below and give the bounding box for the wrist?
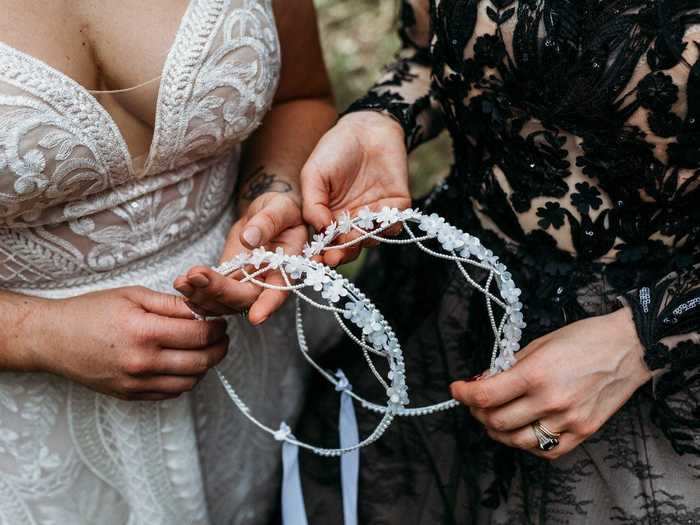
[237,188,302,219]
[339,110,406,139]
[236,166,300,211]
[609,306,653,384]
[0,293,55,372]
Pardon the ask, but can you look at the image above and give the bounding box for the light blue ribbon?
[279,370,360,525]
[336,370,359,525]
[279,424,308,525]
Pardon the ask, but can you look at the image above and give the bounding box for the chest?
[0,0,189,128]
[430,1,698,145]
[0,0,280,216]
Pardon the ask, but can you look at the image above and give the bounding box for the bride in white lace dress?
[0,0,335,523]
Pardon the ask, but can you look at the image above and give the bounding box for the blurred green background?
[314,0,452,198]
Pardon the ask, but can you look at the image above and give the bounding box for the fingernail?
[189,274,210,288]
[465,373,483,383]
[242,226,262,247]
[252,315,269,326]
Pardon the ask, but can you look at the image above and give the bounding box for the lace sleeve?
[344,0,444,151]
[620,263,700,454]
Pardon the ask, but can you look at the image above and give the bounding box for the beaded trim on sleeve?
[205,206,525,456]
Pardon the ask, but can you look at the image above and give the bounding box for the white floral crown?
[206,207,525,456]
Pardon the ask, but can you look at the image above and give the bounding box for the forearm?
[0,290,49,372]
[344,0,444,151]
[237,97,337,213]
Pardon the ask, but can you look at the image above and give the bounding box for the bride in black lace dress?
[295,1,700,523]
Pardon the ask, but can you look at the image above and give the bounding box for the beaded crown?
[204,207,525,455]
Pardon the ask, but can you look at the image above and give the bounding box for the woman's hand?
[174,191,307,324]
[28,287,229,401]
[301,111,411,266]
[450,307,652,459]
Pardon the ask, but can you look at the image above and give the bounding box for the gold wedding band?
[532,420,561,451]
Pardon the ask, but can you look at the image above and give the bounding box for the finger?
[125,392,182,402]
[155,340,229,375]
[527,432,577,460]
[471,396,549,433]
[173,276,195,298]
[183,266,260,314]
[485,425,539,451]
[152,317,228,349]
[450,368,530,409]
[134,288,195,319]
[247,271,289,325]
[241,198,302,249]
[486,420,571,458]
[322,230,363,266]
[130,375,201,396]
[301,162,335,232]
[323,244,362,267]
[382,222,404,238]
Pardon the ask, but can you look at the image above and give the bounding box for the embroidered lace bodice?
[348,0,700,454]
[0,0,279,289]
[0,2,308,525]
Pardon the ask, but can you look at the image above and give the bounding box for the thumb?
[241,197,302,249]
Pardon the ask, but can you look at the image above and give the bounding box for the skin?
[298,110,653,458]
[173,0,337,325]
[0,0,335,399]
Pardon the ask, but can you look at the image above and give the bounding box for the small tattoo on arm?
[239,166,293,201]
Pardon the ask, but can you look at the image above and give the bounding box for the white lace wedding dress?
[0,1,310,523]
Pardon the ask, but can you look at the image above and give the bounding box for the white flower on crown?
[494,352,517,372]
[284,256,308,280]
[377,207,400,228]
[268,247,286,269]
[461,240,487,260]
[400,208,420,220]
[509,309,525,328]
[303,234,327,258]
[418,213,446,236]
[321,279,348,303]
[503,323,522,340]
[361,310,383,336]
[207,205,525,457]
[438,226,465,252]
[313,231,327,245]
[312,231,329,250]
[305,266,330,291]
[343,300,368,325]
[337,210,353,234]
[356,207,376,230]
[368,329,388,349]
[250,248,268,269]
[324,222,338,241]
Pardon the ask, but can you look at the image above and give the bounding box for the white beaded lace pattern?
[208,207,526,456]
[0,0,280,289]
[0,1,286,523]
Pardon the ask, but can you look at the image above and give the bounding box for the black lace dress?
[297,1,700,523]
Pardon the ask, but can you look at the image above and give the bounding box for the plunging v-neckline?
[0,0,196,177]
